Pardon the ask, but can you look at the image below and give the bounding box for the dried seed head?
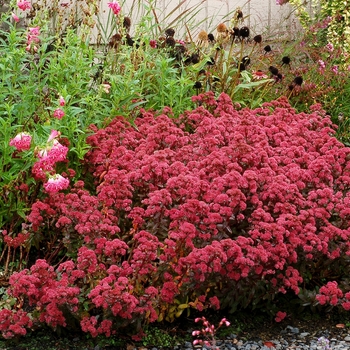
[269,66,279,75]
[282,56,291,65]
[191,53,200,64]
[293,76,303,86]
[193,81,202,89]
[235,9,243,21]
[123,17,131,30]
[207,33,215,42]
[109,33,122,48]
[253,34,262,44]
[242,56,251,66]
[217,23,228,33]
[264,45,272,53]
[165,36,176,47]
[198,30,208,42]
[165,28,175,37]
[239,26,250,38]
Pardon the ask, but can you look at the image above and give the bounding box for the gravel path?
[164,326,350,350]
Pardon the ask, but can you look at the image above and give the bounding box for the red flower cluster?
[3,92,350,337]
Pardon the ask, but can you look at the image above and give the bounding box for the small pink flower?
[47,129,60,143]
[43,174,69,193]
[318,59,326,73]
[59,96,65,106]
[150,40,157,48]
[331,65,338,74]
[17,0,31,11]
[107,0,121,15]
[101,83,111,94]
[9,132,32,151]
[53,108,65,119]
[275,311,287,322]
[26,27,40,51]
[29,27,40,36]
[12,13,20,22]
[325,42,334,52]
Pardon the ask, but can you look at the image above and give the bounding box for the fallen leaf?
[336,323,345,328]
[264,341,275,348]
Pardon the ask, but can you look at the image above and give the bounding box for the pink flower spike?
[12,13,20,22]
[28,27,40,36]
[43,174,69,193]
[53,108,65,119]
[9,132,32,151]
[47,130,60,142]
[59,96,65,106]
[101,83,111,94]
[17,0,31,11]
[107,0,121,15]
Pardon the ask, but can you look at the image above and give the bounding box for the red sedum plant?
[2,92,350,339]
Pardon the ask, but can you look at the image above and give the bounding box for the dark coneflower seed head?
[264,45,272,53]
[191,53,200,64]
[253,35,262,44]
[165,28,175,37]
[241,56,250,66]
[233,27,240,38]
[293,76,303,85]
[288,84,294,90]
[277,73,283,81]
[269,66,279,75]
[193,81,202,89]
[165,37,176,47]
[126,34,135,47]
[282,56,291,65]
[238,62,246,71]
[109,33,122,48]
[235,9,243,20]
[123,17,131,30]
[239,26,250,38]
[208,33,215,42]
[199,69,206,75]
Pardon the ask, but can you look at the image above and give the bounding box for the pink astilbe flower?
[107,0,121,15]
[43,174,69,193]
[9,132,32,151]
[17,0,31,11]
